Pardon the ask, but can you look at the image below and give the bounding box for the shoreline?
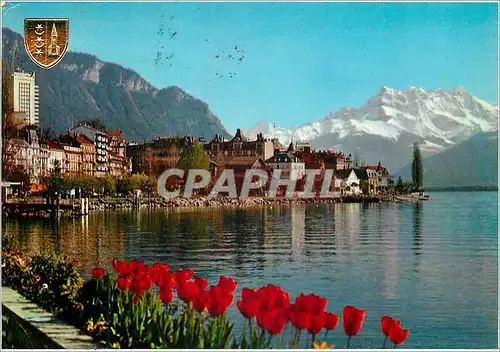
[3,194,414,219]
[88,194,400,211]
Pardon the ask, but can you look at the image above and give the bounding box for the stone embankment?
[88,194,398,210]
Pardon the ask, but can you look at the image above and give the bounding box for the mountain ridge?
[394,132,498,188]
[247,85,498,171]
[2,27,231,142]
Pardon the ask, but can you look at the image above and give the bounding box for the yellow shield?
[24,18,69,69]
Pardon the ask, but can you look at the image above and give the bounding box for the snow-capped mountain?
[247,86,498,172]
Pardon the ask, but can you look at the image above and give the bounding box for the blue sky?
[2,2,498,133]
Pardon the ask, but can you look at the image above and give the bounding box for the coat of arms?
[24,18,69,69]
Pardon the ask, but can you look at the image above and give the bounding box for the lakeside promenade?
[2,194,403,218]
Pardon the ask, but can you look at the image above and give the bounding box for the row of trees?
[42,161,157,198]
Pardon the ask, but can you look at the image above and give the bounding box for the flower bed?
[2,249,409,349]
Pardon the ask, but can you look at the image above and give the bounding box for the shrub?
[1,248,85,328]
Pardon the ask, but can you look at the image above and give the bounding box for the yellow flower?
[96,321,107,331]
[313,341,334,349]
[87,320,95,333]
[111,342,120,349]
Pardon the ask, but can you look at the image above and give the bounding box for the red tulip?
[256,308,288,335]
[294,293,328,314]
[236,299,258,318]
[177,281,201,303]
[174,269,195,284]
[193,290,211,312]
[112,259,129,276]
[131,271,153,296]
[159,286,174,304]
[236,287,262,318]
[207,286,234,316]
[258,285,290,311]
[91,267,106,278]
[389,325,409,345]
[307,312,326,334]
[289,309,311,330]
[217,276,238,293]
[381,316,401,336]
[342,306,365,336]
[325,312,340,330]
[194,277,209,291]
[150,263,171,285]
[241,287,260,301]
[129,260,148,276]
[151,262,171,272]
[157,271,176,290]
[116,277,132,290]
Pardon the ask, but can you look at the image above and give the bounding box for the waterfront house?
[60,143,83,177]
[46,140,65,174]
[204,129,274,162]
[38,142,50,178]
[128,136,195,176]
[70,124,109,178]
[7,138,29,173]
[7,130,43,185]
[222,155,267,196]
[109,154,129,179]
[299,150,323,170]
[75,135,96,177]
[376,162,392,192]
[266,150,305,181]
[106,129,127,159]
[336,168,369,195]
[365,166,379,194]
[107,129,130,177]
[25,130,42,184]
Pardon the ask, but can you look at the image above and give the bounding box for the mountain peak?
[247,85,498,171]
[2,27,231,141]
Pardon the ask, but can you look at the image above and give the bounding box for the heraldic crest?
[24,18,69,69]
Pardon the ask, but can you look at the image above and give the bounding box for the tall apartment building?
[70,125,109,178]
[11,70,40,126]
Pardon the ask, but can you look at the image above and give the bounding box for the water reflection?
[291,204,306,260]
[2,193,498,349]
[413,203,423,255]
[412,203,423,280]
[381,205,401,300]
[334,204,361,249]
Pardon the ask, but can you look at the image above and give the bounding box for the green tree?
[117,176,133,195]
[403,181,414,194]
[395,176,404,194]
[142,175,157,195]
[69,175,99,196]
[178,143,210,170]
[8,165,30,195]
[101,175,117,195]
[129,174,148,190]
[43,161,64,205]
[411,142,423,191]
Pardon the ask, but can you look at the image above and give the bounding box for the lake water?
[2,192,498,349]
